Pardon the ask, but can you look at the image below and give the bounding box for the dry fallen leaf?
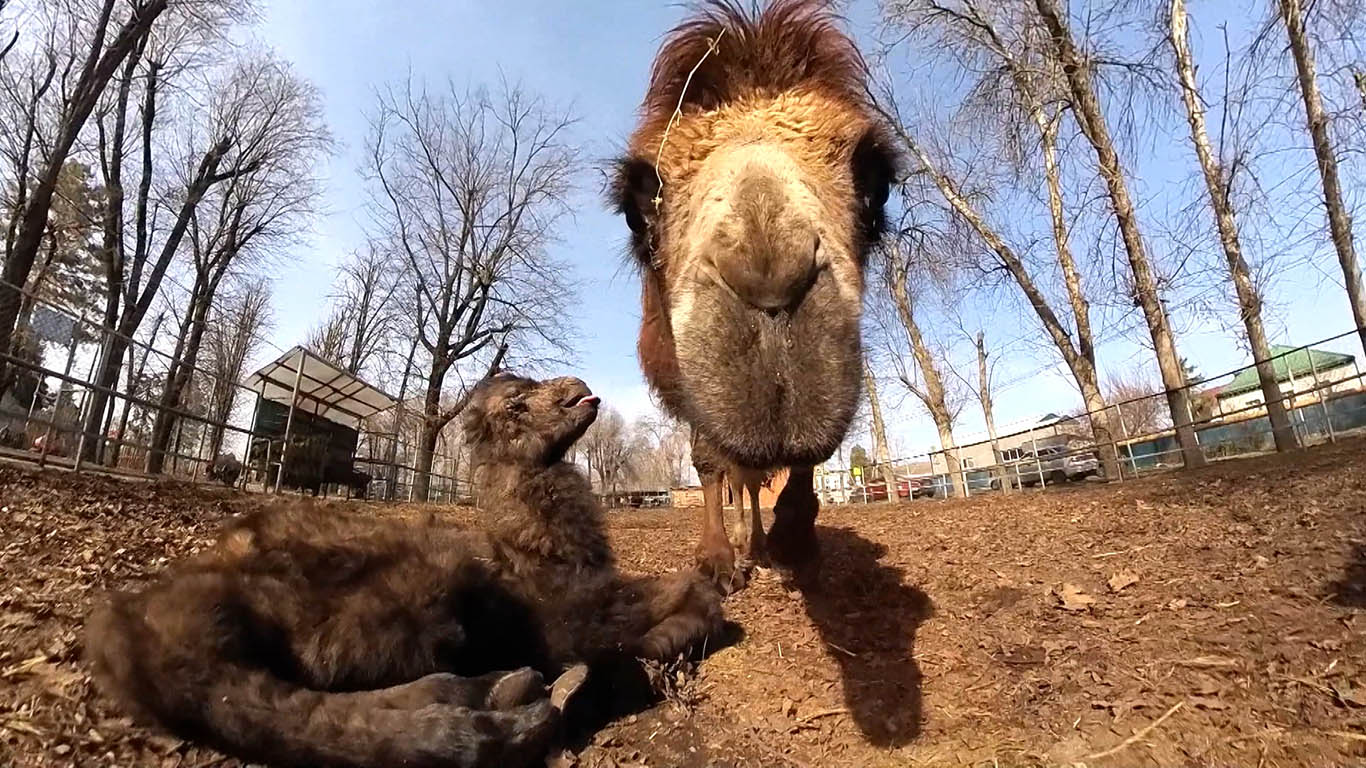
[1056,583,1097,612]
[1108,570,1139,593]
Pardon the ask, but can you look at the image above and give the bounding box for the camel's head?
[463,373,601,466]
[614,0,897,468]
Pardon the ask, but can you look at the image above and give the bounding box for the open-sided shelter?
[244,346,397,495]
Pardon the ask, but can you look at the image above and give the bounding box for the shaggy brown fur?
[612,0,897,588]
[85,374,722,768]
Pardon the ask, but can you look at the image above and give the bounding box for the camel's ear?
[612,157,662,259]
[851,129,898,244]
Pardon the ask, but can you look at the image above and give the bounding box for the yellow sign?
[851,466,863,477]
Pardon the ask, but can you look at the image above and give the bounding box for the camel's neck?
[473,458,614,571]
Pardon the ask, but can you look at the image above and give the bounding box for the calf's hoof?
[549,664,589,711]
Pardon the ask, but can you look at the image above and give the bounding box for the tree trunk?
[888,252,966,498]
[1278,0,1366,357]
[411,360,445,502]
[0,0,168,393]
[862,363,896,491]
[891,126,1122,478]
[80,136,231,463]
[1034,0,1205,469]
[974,332,1011,494]
[1169,0,1298,453]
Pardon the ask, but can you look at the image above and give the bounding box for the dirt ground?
[2,440,1365,767]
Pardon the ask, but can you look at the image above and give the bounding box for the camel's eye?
[613,157,661,252]
[851,131,896,242]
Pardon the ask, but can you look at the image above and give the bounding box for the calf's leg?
[86,574,557,768]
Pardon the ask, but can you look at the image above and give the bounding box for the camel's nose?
[711,171,820,312]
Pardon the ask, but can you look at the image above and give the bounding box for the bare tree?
[199,276,269,460]
[0,0,17,63]
[578,405,637,500]
[874,3,1123,480]
[304,243,399,375]
[144,53,327,474]
[634,410,692,488]
[1032,0,1205,468]
[1275,0,1366,357]
[0,0,176,393]
[334,243,398,376]
[365,76,578,500]
[1104,366,1169,438]
[1165,0,1298,453]
[950,331,1012,493]
[882,116,1124,479]
[304,306,349,364]
[861,362,896,490]
[82,28,273,464]
[880,237,967,497]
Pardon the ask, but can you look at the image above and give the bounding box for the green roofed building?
[1213,345,1359,416]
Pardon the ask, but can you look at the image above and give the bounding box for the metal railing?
[0,276,472,502]
[822,327,1366,503]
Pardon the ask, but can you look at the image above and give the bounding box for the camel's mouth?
[563,393,600,409]
[671,269,863,467]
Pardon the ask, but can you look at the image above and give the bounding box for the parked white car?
[1011,445,1099,487]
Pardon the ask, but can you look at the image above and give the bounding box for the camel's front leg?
[692,433,744,594]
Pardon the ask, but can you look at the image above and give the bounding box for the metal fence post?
[241,391,261,489]
[1305,348,1335,443]
[276,350,305,493]
[1028,425,1044,487]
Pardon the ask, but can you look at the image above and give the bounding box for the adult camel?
[612,0,897,590]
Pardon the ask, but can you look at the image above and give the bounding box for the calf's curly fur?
[85,374,722,768]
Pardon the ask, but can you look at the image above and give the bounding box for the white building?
[1211,345,1359,418]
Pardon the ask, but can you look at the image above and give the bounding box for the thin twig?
[1083,700,1184,760]
[827,642,859,658]
[653,28,726,209]
[800,707,849,723]
[1091,544,1153,559]
[1325,730,1366,742]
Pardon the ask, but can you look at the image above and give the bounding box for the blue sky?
[252,1,1363,462]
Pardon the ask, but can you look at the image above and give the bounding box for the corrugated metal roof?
[245,346,397,428]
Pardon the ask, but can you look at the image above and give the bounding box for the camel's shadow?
[1332,542,1366,608]
[797,525,933,746]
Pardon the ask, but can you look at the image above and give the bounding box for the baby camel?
[85,373,722,768]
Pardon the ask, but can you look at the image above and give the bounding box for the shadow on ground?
[562,621,745,749]
[1332,542,1366,607]
[799,525,933,746]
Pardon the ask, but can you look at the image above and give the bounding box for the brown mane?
[637,0,872,145]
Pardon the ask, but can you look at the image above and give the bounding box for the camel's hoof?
[696,539,746,595]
